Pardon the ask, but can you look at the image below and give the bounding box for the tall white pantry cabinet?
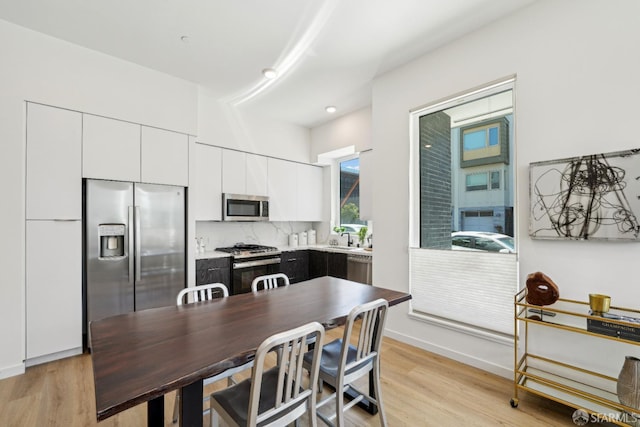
[25,103,83,364]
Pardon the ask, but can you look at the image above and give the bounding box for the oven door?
[231,256,281,295]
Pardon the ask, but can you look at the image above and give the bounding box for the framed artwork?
[529,148,640,240]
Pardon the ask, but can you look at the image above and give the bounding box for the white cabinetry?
[82,114,141,182]
[26,103,82,220]
[267,158,298,221]
[83,115,189,186]
[26,220,82,362]
[193,143,222,221]
[268,159,325,221]
[246,153,268,196]
[222,149,246,194]
[297,163,326,221]
[141,126,189,186]
[221,149,268,196]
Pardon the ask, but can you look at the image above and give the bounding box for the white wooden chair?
[209,321,325,427]
[304,298,389,427]
[173,283,253,425]
[251,273,290,292]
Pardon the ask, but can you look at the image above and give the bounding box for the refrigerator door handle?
[128,206,135,285]
[135,206,141,282]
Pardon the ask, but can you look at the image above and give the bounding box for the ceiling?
[0,0,535,128]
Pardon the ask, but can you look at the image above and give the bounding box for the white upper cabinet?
[246,153,268,197]
[267,157,297,221]
[141,126,189,186]
[297,163,326,221]
[26,103,82,220]
[221,150,268,196]
[222,149,246,195]
[83,114,141,182]
[358,150,372,220]
[193,143,222,221]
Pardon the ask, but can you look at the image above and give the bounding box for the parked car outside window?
[451,231,515,253]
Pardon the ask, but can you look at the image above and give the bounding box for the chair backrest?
[340,298,388,381]
[249,321,325,426]
[176,283,229,306]
[251,273,290,292]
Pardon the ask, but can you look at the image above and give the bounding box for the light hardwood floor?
[0,327,603,426]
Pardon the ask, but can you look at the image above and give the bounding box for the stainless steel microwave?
[223,193,269,221]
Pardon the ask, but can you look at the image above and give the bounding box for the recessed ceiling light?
[262,68,278,79]
[325,106,337,114]
[180,35,190,43]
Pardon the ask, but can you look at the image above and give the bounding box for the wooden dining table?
[90,276,411,427]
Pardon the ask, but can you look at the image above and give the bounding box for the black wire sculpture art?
[530,149,640,240]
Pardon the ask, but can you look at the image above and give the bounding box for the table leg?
[147,396,164,426]
[179,380,203,427]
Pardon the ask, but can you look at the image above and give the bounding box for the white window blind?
[410,248,517,335]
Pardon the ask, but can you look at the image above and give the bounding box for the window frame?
[332,153,362,232]
[407,77,517,339]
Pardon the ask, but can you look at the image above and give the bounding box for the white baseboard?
[0,362,26,380]
[384,328,512,379]
[25,347,83,368]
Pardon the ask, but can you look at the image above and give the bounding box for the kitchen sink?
[325,246,372,253]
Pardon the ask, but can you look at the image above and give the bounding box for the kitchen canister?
[308,229,316,245]
[288,233,298,247]
[298,231,308,246]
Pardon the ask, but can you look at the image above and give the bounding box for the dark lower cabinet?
[308,250,328,279]
[280,250,309,284]
[308,250,347,280]
[195,257,231,289]
[327,252,348,279]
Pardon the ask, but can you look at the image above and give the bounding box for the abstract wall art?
[529,149,640,240]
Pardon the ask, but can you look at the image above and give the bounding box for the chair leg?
[309,399,318,427]
[172,391,180,424]
[372,359,387,427]
[210,405,219,427]
[335,384,345,427]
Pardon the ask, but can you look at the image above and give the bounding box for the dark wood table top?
[90,276,411,421]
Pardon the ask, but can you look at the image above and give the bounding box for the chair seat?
[303,339,372,381]
[211,367,306,426]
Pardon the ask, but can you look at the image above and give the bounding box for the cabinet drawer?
[196,258,231,287]
[280,250,309,284]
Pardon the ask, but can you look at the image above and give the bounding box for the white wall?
[311,106,372,161]
[198,89,311,162]
[372,0,640,377]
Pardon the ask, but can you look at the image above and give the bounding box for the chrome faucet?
[340,232,353,247]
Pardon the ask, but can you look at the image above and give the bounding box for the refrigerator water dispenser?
[98,224,125,258]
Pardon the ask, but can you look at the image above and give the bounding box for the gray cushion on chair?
[211,366,306,426]
[304,339,370,379]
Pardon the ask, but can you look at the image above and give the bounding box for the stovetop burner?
[216,243,280,257]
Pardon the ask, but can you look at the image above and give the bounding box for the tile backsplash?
[196,221,331,250]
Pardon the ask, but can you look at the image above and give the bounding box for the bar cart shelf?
[513,288,640,426]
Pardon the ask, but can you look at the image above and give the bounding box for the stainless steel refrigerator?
[84,179,185,340]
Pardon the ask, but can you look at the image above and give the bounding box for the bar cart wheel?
[510,398,519,408]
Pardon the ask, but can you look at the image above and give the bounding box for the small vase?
[618,356,640,424]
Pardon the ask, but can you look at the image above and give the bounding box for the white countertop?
[279,244,373,256]
[196,245,373,260]
[195,250,232,260]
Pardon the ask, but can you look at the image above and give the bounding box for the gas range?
[215,243,280,259]
[216,243,281,295]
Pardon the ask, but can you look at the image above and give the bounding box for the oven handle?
[233,257,281,269]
